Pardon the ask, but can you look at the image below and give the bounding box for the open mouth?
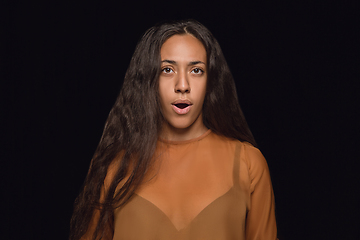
[174,103,190,109]
[171,100,192,114]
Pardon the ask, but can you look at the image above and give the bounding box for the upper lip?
[171,99,193,105]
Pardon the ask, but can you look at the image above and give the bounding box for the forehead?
[160,34,206,63]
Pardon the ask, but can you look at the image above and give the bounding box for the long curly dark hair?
[69,19,256,240]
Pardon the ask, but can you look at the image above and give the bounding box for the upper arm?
[80,155,124,240]
[243,143,278,240]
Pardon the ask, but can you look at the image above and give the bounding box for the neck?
[160,120,208,142]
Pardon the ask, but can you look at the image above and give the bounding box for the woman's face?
[159,34,208,140]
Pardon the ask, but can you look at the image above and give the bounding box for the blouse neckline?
[159,129,212,145]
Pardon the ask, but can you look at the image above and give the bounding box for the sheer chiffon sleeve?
[242,143,278,240]
[79,158,122,240]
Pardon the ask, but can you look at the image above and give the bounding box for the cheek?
[201,83,207,100]
[196,81,207,104]
[158,82,170,108]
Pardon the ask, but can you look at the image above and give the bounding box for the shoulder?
[239,142,267,168]
[238,141,270,191]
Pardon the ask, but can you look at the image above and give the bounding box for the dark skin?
[158,34,208,142]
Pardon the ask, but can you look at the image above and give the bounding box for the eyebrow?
[161,60,206,66]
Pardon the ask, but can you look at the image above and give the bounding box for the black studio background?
[2,1,359,239]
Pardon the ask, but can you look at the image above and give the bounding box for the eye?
[161,67,174,74]
[191,68,204,74]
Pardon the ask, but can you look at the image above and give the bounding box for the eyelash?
[161,67,174,74]
[191,68,204,74]
[161,67,204,74]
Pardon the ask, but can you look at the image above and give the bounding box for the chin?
[167,119,194,130]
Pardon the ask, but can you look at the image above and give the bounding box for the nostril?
[175,88,190,93]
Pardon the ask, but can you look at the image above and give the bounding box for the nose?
[175,71,190,94]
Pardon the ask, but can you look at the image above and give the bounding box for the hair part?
[70,19,256,240]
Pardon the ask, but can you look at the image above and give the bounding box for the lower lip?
[172,104,192,114]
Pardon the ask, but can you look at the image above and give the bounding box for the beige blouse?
[83,130,278,240]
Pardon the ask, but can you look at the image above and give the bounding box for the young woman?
[70,19,278,240]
